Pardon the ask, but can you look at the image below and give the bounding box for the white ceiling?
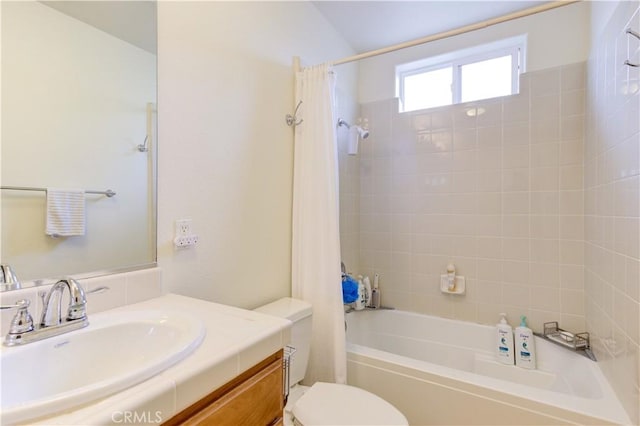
[41,1,551,57]
[312,1,550,53]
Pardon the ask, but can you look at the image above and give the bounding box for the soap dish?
[440,275,465,294]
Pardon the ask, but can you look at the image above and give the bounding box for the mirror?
[1,1,157,285]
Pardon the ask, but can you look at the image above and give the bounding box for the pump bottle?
[515,315,536,369]
[496,313,514,365]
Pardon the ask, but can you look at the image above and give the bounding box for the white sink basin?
[0,309,205,424]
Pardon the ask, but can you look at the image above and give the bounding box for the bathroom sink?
[0,309,205,424]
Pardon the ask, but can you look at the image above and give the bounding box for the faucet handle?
[0,299,27,310]
[2,299,34,335]
[86,286,110,295]
[0,264,21,292]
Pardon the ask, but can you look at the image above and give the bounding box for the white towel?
[45,188,86,237]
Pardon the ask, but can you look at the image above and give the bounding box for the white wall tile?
[531,95,561,121]
[561,90,585,116]
[503,145,529,168]
[529,262,560,287]
[561,115,585,140]
[531,167,560,191]
[531,143,559,167]
[530,68,561,96]
[502,96,529,123]
[560,215,585,239]
[531,215,559,239]
[532,191,560,215]
[584,3,640,423]
[559,190,583,214]
[561,62,586,91]
[503,192,530,214]
[501,168,528,191]
[453,128,477,151]
[531,118,560,143]
[348,63,591,389]
[503,122,530,145]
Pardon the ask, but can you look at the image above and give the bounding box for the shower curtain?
[291,63,346,385]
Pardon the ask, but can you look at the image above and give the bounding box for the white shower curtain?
[291,63,346,385]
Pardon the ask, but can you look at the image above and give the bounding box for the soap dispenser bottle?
[515,315,536,369]
[496,313,514,365]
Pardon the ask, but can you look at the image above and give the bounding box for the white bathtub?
[346,309,631,425]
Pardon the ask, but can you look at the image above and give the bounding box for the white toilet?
[255,297,408,426]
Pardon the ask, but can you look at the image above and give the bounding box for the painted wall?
[1,2,156,280]
[157,1,357,309]
[357,1,590,104]
[584,2,640,423]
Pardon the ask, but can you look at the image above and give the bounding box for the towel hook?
[137,135,148,152]
[624,28,640,67]
[285,101,303,127]
[337,118,351,128]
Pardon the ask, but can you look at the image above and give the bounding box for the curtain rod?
[323,0,580,67]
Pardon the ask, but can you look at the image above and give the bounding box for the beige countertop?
[22,293,291,425]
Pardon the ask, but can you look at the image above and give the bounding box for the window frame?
[396,36,526,112]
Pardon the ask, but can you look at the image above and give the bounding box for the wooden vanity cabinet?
[165,350,284,426]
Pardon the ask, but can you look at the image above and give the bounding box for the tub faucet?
[40,278,87,327]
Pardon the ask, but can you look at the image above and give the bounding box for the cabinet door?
[176,356,283,426]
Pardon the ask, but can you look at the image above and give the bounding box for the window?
[396,36,526,112]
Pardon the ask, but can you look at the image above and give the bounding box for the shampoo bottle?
[515,315,536,369]
[370,273,380,308]
[496,313,514,365]
[355,276,365,310]
[363,276,372,307]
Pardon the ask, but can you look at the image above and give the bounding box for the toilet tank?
[254,297,312,385]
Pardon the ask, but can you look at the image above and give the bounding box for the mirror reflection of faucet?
[440,263,466,295]
[0,278,107,346]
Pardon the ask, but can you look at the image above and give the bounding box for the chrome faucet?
[3,278,90,346]
[40,278,87,327]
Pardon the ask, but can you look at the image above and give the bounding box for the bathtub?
[345,309,631,425]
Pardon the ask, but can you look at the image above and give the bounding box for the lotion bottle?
[515,315,536,369]
[496,313,514,365]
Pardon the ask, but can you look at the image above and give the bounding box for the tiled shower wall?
[584,2,640,423]
[338,131,361,276]
[353,62,586,334]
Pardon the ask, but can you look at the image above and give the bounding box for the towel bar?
[1,186,115,197]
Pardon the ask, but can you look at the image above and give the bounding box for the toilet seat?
[292,382,408,426]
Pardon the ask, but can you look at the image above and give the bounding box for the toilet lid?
[292,382,408,426]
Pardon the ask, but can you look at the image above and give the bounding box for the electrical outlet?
[174,219,199,248]
[176,219,192,237]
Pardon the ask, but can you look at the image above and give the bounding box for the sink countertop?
[27,293,291,425]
